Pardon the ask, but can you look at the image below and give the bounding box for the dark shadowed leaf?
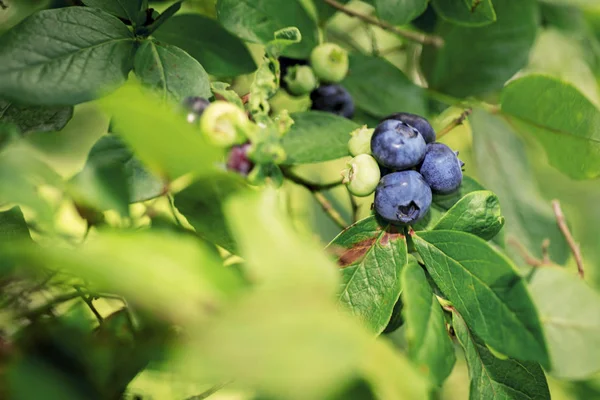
[327,216,407,334]
[282,111,359,164]
[0,206,31,242]
[154,14,257,77]
[453,312,551,400]
[372,0,428,25]
[342,54,427,118]
[430,0,496,27]
[402,257,455,386]
[529,267,600,380]
[134,40,211,103]
[501,75,600,180]
[82,0,144,25]
[0,7,136,105]
[0,100,73,135]
[432,176,485,210]
[433,190,504,240]
[413,230,549,367]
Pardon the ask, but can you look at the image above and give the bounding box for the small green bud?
[284,65,318,96]
[310,43,349,83]
[348,125,374,156]
[200,101,249,147]
[341,154,380,197]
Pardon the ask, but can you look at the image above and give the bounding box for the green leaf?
[501,75,600,180]
[540,0,600,5]
[433,190,504,240]
[153,14,257,77]
[432,176,485,210]
[422,0,539,97]
[211,82,244,109]
[82,0,143,24]
[327,216,407,334]
[529,267,600,379]
[453,312,551,400]
[402,257,456,386]
[145,1,182,34]
[281,111,359,164]
[175,173,249,253]
[99,83,224,181]
[134,40,211,103]
[372,0,428,26]
[216,0,319,59]
[0,100,73,135]
[430,0,496,27]
[413,230,549,367]
[0,7,136,105]
[0,206,31,242]
[471,110,569,264]
[342,54,427,117]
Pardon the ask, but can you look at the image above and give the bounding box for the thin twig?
[74,286,103,323]
[541,239,551,265]
[313,192,347,230]
[20,291,82,319]
[323,0,443,47]
[184,381,233,400]
[437,108,473,139]
[507,237,546,267]
[349,194,360,223]
[552,200,584,278]
[282,168,343,192]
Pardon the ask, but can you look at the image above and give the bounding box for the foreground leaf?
[413,230,549,367]
[282,111,359,164]
[453,312,551,400]
[328,216,407,334]
[0,100,73,135]
[529,267,600,379]
[372,0,428,25]
[134,40,211,103]
[433,190,504,240]
[154,14,257,77]
[422,0,538,97]
[82,0,144,24]
[471,110,569,264]
[216,0,319,59]
[342,54,427,118]
[0,207,31,242]
[0,7,136,105]
[501,75,600,180]
[402,257,455,386]
[99,83,224,181]
[430,0,496,27]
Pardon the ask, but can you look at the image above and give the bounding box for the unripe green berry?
[200,101,249,147]
[310,43,349,83]
[348,125,374,156]
[341,154,380,197]
[284,65,318,96]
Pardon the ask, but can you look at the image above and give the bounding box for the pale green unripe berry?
[200,101,249,147]
[284,65,318,96]
[342,154,380,197]
[310,43,349,83]
[348,125,374,156]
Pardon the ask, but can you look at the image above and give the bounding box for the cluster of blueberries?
[344,113,464,226]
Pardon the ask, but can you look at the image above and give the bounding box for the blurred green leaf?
[529,267,600,380]
[154,14,256,77]
[540,0,600,5]
[342,54,427,118]
[414,230,549,367]
[134,40,211,103]
[471,110,569,264]
[99,82,224,181]
[175,173,249,253]
[372,0,428,25]
[422,0,539,97]
[0,100,73,135]
[0,7,136,105]
[433,190,504,240]
[430,0,496,27]
[211,82,244,109]
[328,216,407,334]
[216,0,319,59]
[453,312,551,400]
[146,1,182,33]
[432,176,485,210]
[282,111,359,164]
[501,75,600,180]
[82,0,144,24]
[402,257,455,386]
[0,206,31,241]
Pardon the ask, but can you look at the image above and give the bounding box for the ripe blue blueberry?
[370,120,426,170]
[419,143,463,194]
[382,112,436,144]
[374,171,432,225]
[310,84,355,119]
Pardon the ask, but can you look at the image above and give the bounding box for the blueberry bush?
[1,0,600,399]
